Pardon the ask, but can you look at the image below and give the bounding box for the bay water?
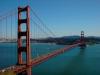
[0,43,100,75]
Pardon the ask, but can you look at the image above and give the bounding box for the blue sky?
[0,0,100,37]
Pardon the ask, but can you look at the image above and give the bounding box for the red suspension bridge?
[0,5,86,75]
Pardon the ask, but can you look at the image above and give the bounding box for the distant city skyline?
[0,0,100,38]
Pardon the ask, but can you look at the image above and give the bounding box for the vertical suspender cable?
[6,16,7,41]
[14,14,17,40]
[11,15,12,41]
[1,20,3,40]
[0,20,1,39]
[11,14,13,57]
[1,20,2,40]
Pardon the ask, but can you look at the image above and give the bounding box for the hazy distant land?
[0,36,100,45]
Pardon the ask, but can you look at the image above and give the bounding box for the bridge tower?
[80,31,86,48]
[81,31,84,41]
[17,6,31,66]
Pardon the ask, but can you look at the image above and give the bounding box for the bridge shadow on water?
[61,48,86,75]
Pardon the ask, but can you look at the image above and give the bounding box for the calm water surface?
[0,43,100,75]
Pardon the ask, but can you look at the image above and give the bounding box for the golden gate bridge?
[0,5,86,75]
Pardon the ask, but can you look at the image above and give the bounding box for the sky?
[0,0,100,37]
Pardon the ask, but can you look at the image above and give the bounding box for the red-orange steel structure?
[81,31,84,41]
[18,6,31,66]
[79,31,86,47]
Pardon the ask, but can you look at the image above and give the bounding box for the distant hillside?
[30,36,100,45]
[0,36,100,45]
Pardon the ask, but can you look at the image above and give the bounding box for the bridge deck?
[0,43,81,74]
